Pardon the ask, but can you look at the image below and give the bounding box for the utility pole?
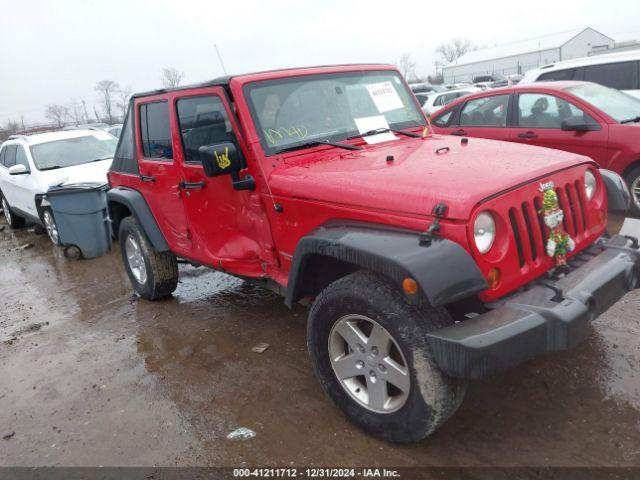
[214,44,228,75]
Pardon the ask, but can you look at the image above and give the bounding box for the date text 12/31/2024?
[233,468,401,478]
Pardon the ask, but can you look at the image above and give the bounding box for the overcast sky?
[1,0,639,124]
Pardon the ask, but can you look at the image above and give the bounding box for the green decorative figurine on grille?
[540,183,575,267]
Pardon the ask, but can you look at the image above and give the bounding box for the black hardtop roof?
[131,63,392,99]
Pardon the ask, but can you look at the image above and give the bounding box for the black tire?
[625,165,640,217]
[1,194,26,229]
[307,271,466,443]
[118,216,178,300]
[40,207,62,245]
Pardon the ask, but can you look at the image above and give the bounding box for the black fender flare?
[600,169,631,213]
[106,187,169,252]
[285,224,488,308]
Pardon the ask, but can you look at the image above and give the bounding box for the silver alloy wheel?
[328,314,410,414]
[125,234,147,285]
[2,198,12,226]
[632,176,640,210]
[43,210,59,245]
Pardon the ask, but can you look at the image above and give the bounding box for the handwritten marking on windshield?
[264,126,308,145]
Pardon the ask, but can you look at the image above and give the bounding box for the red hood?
[268,135,592,220]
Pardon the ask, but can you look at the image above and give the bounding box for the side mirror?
[561,118,601,132]
[8,164,29,175]
[199,142,255,191]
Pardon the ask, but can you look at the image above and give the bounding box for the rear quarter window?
[538,68,576,81]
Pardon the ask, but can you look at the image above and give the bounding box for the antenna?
[214,44,228,75]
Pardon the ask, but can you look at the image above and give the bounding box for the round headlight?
[584,170,597,200]
[474,212,496,254]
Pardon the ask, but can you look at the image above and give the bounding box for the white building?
[442,27,615,83]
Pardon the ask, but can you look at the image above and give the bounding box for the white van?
[521,50,640,99]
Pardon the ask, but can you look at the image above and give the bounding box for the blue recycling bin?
[45,183,112,259]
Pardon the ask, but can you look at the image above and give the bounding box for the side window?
[139,101,172,160]
[176,95,235,164]
[538,68,576,81]
[517,93,598,129]
[432,110,454,127]
[15,146,30,170]
[460,95,509,127]
[583,62,638,91]
[3,145,17,168]
[0,147,5,167]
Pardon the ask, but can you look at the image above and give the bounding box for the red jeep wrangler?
[107,64,639,443]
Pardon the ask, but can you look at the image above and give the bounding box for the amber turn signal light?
[487,268,501,289]
[402,277,419,295]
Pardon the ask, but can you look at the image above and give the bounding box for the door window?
[432,110,454,127]
[176,95,235,163]
[139,101,172,160]
[2,145,17,168]
[460,95,509,127]
[15,146,30,171]
[517,93,598,129]
[583,61,638,91]
[538,68,576,81]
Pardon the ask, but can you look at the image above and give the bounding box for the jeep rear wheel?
[626,165,640,217]
[307,271,466,443]
[118,216,178,300]
[1,195,26,229]
[41,208,61,245]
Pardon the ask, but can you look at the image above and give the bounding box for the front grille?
[510,181,589,269]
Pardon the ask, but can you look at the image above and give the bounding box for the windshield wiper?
[39,166,63,171]
[347,127,421,140]
[91,157,112,162]
[620,116,640,124]
[274,140,362,154]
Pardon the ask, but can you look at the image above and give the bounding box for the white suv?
[0,130,116,244]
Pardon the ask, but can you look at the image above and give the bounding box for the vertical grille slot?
[509,208,526,268]
[565,184,581,235]
[574,180,588,231]
[521,202,538,261]
[533,197,547,246]
[555,188,573,235]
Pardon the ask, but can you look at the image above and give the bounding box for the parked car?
[107,124,123,138]
[421,87,481,115]
[473,74,505,84]
[0,130,116,243]
[409,82,443,93]
[63,123,111,131]
[429,81,640,215]
[521,50,640,99]
[107,64,636,443]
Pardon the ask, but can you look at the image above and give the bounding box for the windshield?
[245,71,425,155]
[566,83,640,122]
[30,134,117,170]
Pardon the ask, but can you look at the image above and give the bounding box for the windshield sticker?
[366,81,404,113]
[354,116,397,144]
[264,126,308,146]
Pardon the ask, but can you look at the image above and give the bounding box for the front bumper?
[426,229,640,379]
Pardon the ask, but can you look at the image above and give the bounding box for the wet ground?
[1,215,639,467]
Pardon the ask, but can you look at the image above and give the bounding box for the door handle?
[179,181,205,190]
[518,131,538,139]
[140,175,156,183]
[451,129,467,136]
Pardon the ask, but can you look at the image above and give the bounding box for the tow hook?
[419,202,448,247]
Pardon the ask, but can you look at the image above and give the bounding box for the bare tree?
[116,86,132,122]
[44,104,71,128]
[160,67,184,88]
[68,98,85,126]
[396,53,418,82]
[94,80,120,124]
[1,119,21,139]
[436,38,476,64]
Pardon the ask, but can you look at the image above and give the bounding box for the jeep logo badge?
[539,181,555,192]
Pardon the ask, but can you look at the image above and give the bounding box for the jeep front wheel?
[307,271,466,443]
[118,216,178,300]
